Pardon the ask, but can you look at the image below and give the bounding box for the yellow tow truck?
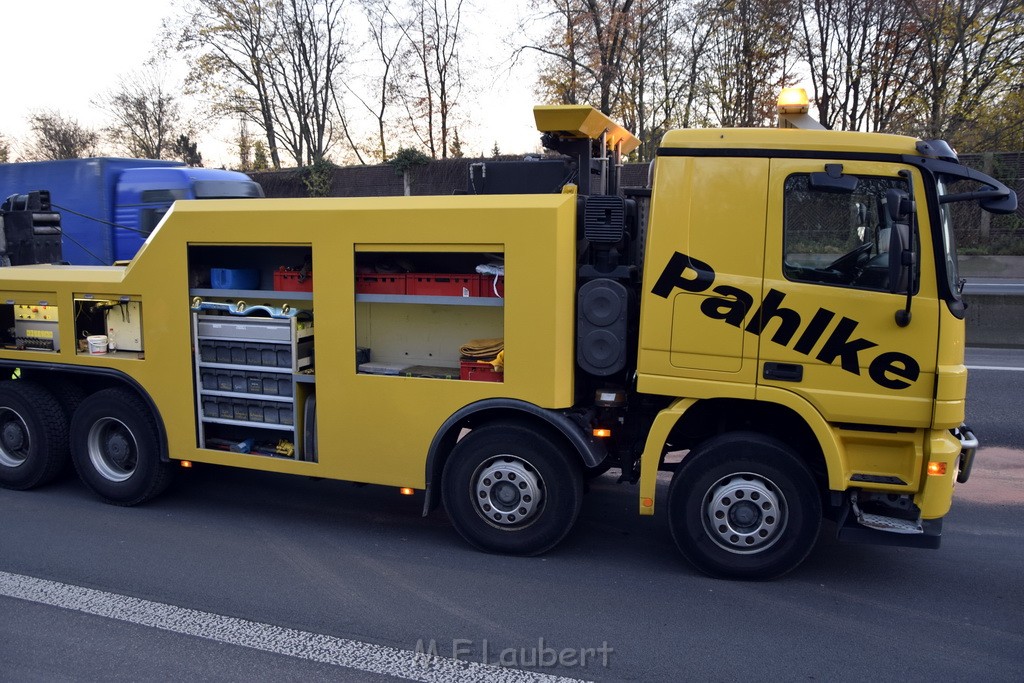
[0,91,1010,578]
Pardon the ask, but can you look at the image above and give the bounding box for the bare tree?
[700,0,800,127]
[26,110,99,160]
[351,0,407,161]
[0,134,9,163]
[96,67,182,159]
[617,0,707,159]
[531,0,592,105]
[523,0,636,115]
[905,0,1024,144]
[798,0,922,132]
[237,119,254,170]
[175,0,283,168]
[268,0,351,165]
[401,0,466,158]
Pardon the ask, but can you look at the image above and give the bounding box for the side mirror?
[885,188,914,221]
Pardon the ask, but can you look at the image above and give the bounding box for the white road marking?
[0,571,586,683]
[966,365,1024,371]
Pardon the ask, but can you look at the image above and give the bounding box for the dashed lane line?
[0,570,587,683]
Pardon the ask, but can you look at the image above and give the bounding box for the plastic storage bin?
[274,268,313,292]
[408,274,480,297]
[356,274,406,294]
[460,360,504,382]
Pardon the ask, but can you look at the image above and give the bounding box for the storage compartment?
[408,274,480,297]
[356,274,406,294]
[460,360,504,382]
[193,308,313,460]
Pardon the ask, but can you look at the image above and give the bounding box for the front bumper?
[953,424,978,484]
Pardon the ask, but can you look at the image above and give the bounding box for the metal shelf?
[355,294,503,307]
[200,417,294,431]
[199,389,293,403]
[190,288,313,301]
[197,361,292,374]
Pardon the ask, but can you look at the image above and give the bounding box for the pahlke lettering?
[653,250,921,389]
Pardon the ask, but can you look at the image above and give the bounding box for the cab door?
[757,159,939,427]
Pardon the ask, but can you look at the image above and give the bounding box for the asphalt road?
[1,351,1022,682]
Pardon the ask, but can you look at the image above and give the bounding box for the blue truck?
[0,158,263,264]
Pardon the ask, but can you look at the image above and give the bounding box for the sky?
[0,0,546,167]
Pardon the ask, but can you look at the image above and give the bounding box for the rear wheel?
[668,432,821,579]
[442,422,583,555]
[0,380,68,490]
[71,387,173,505]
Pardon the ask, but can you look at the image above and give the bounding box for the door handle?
[763,362,803,382]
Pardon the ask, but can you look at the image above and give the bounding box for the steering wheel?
[823,242,873,280]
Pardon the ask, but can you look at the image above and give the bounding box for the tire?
[38,378,90,478]
[0,380,69,490]
[43,378,89,422]
[668,432,822,580]
[442,422,583,556]
[70,387,173,506]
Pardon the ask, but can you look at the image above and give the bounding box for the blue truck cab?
[0,158,263,265]
[112,166,263,262]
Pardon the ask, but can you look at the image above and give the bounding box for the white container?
[87,335,108,355]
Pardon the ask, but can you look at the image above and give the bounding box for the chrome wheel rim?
[0,407,30,468]
[472,456,544,527]
[702,472,787,554]
[87,417,137,482]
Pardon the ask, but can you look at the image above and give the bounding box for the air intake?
[583,195,625,243]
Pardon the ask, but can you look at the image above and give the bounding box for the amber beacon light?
[777,87,810,114]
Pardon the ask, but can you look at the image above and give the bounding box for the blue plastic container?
[210,268,260,289]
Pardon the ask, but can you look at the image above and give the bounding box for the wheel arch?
[422,399,606,515]
[639,391,845,514]
[0,360,170,463]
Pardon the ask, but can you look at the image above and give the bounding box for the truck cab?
[113,167,264,262]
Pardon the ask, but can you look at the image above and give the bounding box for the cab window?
[782,174,914,292]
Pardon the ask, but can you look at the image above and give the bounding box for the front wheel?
[668,432,821,579]
[70,388,173,506]
[442,422,583,556]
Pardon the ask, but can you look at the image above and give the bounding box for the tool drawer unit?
[192,313,315,460]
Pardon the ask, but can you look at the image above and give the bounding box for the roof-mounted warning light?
[776,88,825,130]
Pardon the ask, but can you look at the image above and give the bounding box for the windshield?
[935,177,961,296]
[194,180,265,198]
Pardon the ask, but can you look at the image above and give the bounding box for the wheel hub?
[703,473,787,554]
[473,456,543,527]
[0,409,29,467]
[87,417,137,482]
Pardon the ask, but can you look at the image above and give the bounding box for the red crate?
[460,360,504,382]
[355,273,406,294]
[274,268,313,292]
[408,273,480,297]
[478,274,504,298]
